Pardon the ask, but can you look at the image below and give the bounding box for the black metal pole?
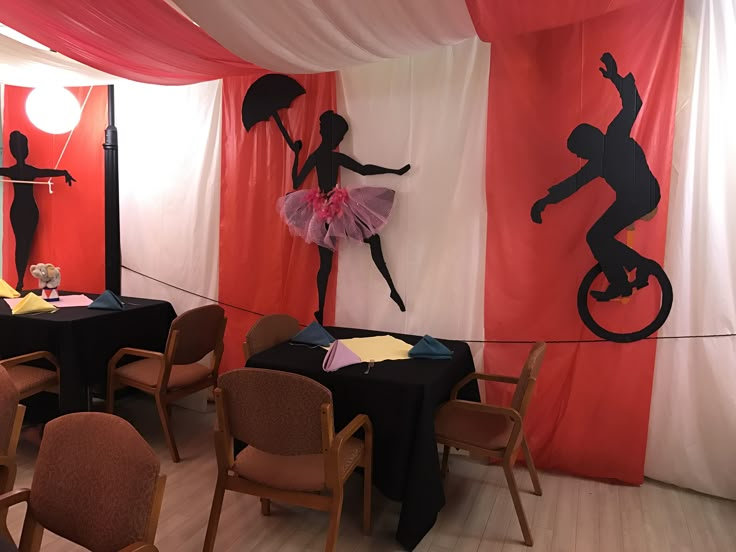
[103,84,121,294]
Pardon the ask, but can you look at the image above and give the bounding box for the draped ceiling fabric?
[0,0,259,85]
[169,0,477,73]
[0,33,117,87]
[466,0,644,40]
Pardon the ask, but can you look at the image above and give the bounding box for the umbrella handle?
[272,111,299,152]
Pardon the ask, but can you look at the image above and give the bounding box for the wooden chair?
[242,314,300,362]
[203,368,373,552]
[0,351,59,401]
[434,342,546,547]
[0,367,25,544]
[0,412,166,551]
[107,304,227,462]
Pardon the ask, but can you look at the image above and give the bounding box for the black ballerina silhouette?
[0,131,75,291]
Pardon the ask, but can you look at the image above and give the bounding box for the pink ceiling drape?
[465,0,645,40]
[0,0,260,85]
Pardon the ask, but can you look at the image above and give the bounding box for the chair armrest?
[119,543,158,552]
[332,414,372,451]
[441,400,523,425]
[0,489,30,509]
[450,372,519,399]
[108,348,164,369]
[328,414,373,485]
[0,351,59,369]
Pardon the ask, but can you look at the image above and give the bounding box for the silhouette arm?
[336,153,409,176]
[32,168,66,178]
[606,72,641,138]
[292,152,316,190]
[0,168,12,179]
[545,162,598,204]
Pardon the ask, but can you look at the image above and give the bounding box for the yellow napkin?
[11,293,57,315]
[0,279,19,298]
[337,335,413,362]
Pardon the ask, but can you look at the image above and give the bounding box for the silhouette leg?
[586,201,640,301]
[10,202,38,292]
[315,246,334,324]
[364,234,405,311]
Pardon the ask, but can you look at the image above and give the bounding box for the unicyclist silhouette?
[531,53,672,342]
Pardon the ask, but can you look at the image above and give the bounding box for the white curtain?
[334,38,490,368]
[0,32,116,87]
[117,79,222,316]
[170,0,476,73]
[646,0,736,500]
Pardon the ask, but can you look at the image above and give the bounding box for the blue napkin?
[88,290,125,311]
[409,335,453,360]
[291,321,335,347]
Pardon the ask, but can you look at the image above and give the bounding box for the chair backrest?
[244,314,300,359]
[217,368,331,455]
[30,413,161,552]
[167,304,226,365]
[510,342,546,417]
[0,367,19,455]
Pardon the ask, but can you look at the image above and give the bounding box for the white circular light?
[25,87,81,134]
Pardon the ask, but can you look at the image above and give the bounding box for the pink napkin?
[322,340,361,372]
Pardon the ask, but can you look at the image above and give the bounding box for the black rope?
[122,265,267,319]
[122,265,736,343]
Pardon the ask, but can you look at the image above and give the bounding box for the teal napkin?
[88,290,125,311]
[291,321,335,346]
[409,335,453,360]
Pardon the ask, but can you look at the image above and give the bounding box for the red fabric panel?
[466,0,644,40]
[483,0,683,483]
[0,0,259,85]
[219,73,337,372]
[3,86,107,293]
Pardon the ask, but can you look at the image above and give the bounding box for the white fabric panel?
[0,32,117,86]
[334,38,490,369]
[118,80,221,316]
[171,0,476,73]
[646,0,736,500]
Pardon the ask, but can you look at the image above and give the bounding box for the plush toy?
[29,263,61,301]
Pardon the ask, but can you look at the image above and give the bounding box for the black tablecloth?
[0,291,176,412]
[246,327,480,550]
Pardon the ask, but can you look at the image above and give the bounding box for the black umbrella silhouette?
[242,74,305,152]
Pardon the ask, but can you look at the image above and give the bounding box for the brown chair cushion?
[116,357,212,388]
[5,364,57,397]
[232,438,363,492]
[30,412,160,552]
[435,401,513,451]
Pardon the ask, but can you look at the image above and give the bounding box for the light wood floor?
[6,395,736,552]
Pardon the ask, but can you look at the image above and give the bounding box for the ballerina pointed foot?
[314,310,324,324]
[390,290,406,312]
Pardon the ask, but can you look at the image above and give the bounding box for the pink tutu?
[277,187,395,250]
